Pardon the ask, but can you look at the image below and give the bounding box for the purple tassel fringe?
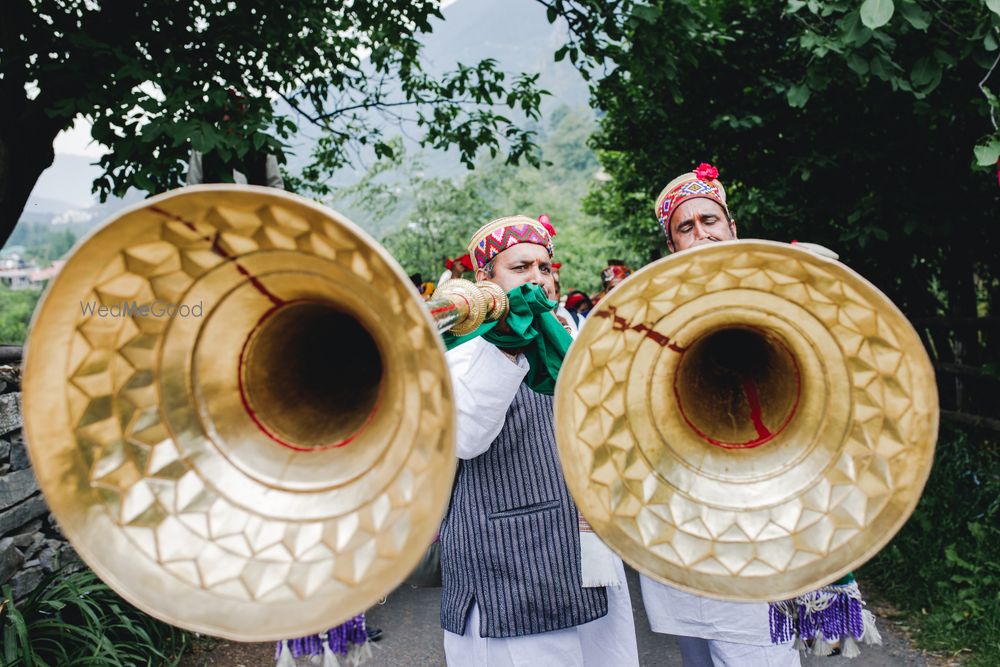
[769,589,865,644]
[275,614,369,659]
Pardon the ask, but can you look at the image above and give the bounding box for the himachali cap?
[600,260,631,288]
[467,215,555,269]
[654,163,731,238]
[444,254,473,272]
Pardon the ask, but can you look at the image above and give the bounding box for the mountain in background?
[424,0,586,108]
[282,0,590,183]
[11,0,590,247]
[23,155,105,222]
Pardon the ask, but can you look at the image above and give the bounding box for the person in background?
[563,291,593,323]
[410,272,437,301]
[186,89,284,189]
[550,261,582,335]
[591,260,631,306]
[438,254,473,287]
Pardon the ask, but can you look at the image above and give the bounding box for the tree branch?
[313,97,462,121]
[942,409,1000,433]
[979,38,1000,131]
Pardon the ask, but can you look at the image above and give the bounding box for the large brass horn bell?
[555,240,938,601]
[21,186,473,640]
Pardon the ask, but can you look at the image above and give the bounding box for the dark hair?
[565,290,594,313]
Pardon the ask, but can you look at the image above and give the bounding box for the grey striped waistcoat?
[440,383,608,638]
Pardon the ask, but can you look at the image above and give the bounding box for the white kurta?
[443,336,639,667]
[639,576,799,666]
[555,305,582,335]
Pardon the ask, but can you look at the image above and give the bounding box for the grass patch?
[1,567,190,666]
[860,425,1000,666]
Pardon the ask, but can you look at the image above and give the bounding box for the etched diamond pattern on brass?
[23,186,454,640]
[554,240,938,601]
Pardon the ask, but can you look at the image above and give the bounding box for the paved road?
[365,567,927,667]
[184,567,928,666]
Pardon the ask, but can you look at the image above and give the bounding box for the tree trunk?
[0,115,63,249]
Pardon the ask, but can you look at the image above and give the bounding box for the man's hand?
[553,313,574,335]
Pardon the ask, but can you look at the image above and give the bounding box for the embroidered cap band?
[467,215,554,269]
[654,163,730,238]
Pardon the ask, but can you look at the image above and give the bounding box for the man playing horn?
[438,216,639,667]
[638,163,802,667]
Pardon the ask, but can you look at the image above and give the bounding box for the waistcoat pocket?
[488,499,560,520]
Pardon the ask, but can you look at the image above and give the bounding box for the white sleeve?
[185,151,203,185]
[265,154,285,189]
[446,337,528,459]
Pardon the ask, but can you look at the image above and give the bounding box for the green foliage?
[542,2,1000,660]
[976,137,1000,166]
[340,107,632,294]
[3,1,547,215]
[1,568,189,666]
[0,286,42,345]
[6,224,78,264]
[861,427,1000,665]
[860,0,895,30]
[544,0,1000,325]
[343,144,493,282]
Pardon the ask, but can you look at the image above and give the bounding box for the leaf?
[898,1,931,30]
[842,12,873,47]
[988,0,1000,17]
[870,54,892,81]
[933,48,957,66]
[786,83,811,107]
[910,57,941,87]
[860,0,894,29]
[973,138,1000,166]
[847,53,870,75]
[632,3,662,24]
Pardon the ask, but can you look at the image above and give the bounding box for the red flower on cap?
[538,214,556,237]
[694,163,719,181]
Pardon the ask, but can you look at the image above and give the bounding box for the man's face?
[667,198,737,253]
[602,267,627,292]
[476,243,556,300]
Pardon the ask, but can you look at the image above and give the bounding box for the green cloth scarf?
[442,283,572,395]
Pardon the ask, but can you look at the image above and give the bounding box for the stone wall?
[0,350,76,600]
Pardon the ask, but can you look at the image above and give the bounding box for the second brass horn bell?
[555,240,938,602]
[22,186,460,641]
